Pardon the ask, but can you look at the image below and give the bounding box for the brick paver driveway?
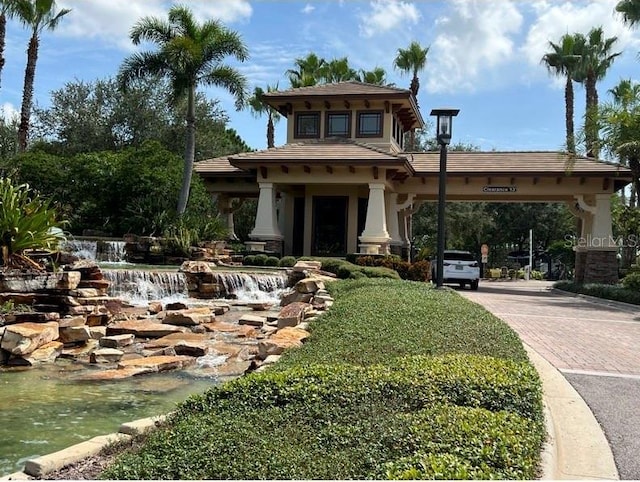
[460,280,640,479]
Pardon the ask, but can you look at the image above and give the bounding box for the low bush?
[622,271,640,291]
[265,256,280,267]
[252,253,269,266]
[278,256,297,267]
[241,255,255,266]
[407,260,431,281]
[299,257,400,280]
[554,280,640,305]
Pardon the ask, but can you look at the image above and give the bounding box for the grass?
[101,278,544,480]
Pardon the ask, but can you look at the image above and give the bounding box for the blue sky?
[2,0,640,156]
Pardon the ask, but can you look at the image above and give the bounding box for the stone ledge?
[119,414,168,436]
[23,433,131,478]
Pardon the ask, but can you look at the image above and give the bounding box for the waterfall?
[213,272,289,303]
[61,239,128,263]
[103,269,188,306]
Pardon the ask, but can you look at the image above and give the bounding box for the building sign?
[482,186,517,193]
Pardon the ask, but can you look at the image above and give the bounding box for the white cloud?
[1,103,19,122]
[426,0,523,93]
[56,0,252,49]
[522,0,639,68]
[359,0,421,38]
[302,4,315,14]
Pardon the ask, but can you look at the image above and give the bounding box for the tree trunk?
[176,85,196,215]
[584,73,599,158]
[0,13,6,91]
[565,75,575,154]
[18,33,39,152]
[267,114,274,148]
[410,75,420,104]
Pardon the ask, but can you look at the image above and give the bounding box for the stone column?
[358,182,391,254]
[249,182,283,254]
[386,192,403,256]
[583,194,618,284]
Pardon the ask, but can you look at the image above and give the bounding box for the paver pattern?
[460,281,640,377]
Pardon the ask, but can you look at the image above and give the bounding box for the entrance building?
[194,81,632,284]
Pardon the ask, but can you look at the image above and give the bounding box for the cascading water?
[103,269,188,306]
[60,240,97,261]
[213,272,289,303]
[101,241,127,263]
[61,239,128,264]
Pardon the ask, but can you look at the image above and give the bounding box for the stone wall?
[584,250,618,284]
[574,250,587,285]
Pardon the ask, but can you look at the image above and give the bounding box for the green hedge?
[101,278,544,480]
[299,256,400,280]
[555,280,640,305]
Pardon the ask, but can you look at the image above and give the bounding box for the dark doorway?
[312,196,348,257]
[292,197,305,256]
[358,197,368,238]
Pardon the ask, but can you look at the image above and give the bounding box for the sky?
[2,0,640,156]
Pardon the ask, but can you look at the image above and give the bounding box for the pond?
[0,360,216,476]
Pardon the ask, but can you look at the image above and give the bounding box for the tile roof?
[262,81,411,98]
[409,151,632,176]
[193,157,245,175]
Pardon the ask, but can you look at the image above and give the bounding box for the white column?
[591,194,616,249]
[249,182,283,240]
[359,182,390,244]
[386,192,402,247]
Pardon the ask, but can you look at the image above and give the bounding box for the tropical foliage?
[118,5,248,215]
[247,84,281,148]
[0,176,65,269]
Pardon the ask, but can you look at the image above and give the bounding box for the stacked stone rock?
[0,259,335,381]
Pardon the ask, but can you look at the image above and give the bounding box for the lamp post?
[430,108,459,288]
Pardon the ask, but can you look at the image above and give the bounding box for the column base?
[583,250,618,284]
[574,249,587,284]
[358,243,381,255]
[245,241,266,252]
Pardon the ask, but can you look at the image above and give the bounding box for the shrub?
[623,271,640,291]
[407,260,432,281]
[265,256,280,267]
[554,281,640,305]
[242,255,256,266]
[278,256,296,267]
[252,254,269,266]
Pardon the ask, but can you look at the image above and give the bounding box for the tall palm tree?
[573,27,621,158]
[286,53,326,88]
[247,84,280,148]
[616,0,640,27]
[357,66,389,85]
[541,34,581,154]
[0,0,21,91]
[320,57,358,83]
[15,0,70,151]
[393,40,429,102]
[118,5,248,215]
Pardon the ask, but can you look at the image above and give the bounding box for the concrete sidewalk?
[460,280,640,479]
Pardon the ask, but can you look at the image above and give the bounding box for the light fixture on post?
[430,108,459,288]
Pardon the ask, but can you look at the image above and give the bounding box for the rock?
[203,321,257,338]
[60,339,99,359]
[2,311,60,324]
[118,355,195,372]
[279,290,313,307]
[262,354,282,365]
[165,301,189,311]
[99,334,135,349]
[0,322,59,356]
[148,301,163,314]
[77,280,110,291]
[59,325,91,344]
[257,327,310,360]
[247,302,273,311]
[292,260,322,272]
[106,320,186,338]
[174,341,210,357]
[90,348,125,363]
[58,316,87,328]
[67,305,96,316]
[0,271,81,292]
[210,341,242,358]
[237,345,259,361]
[214,360,252,378]
[144,332,209,349]
[86,313,110,327]
[238,314,266,327]
[22,341,64,364]
[70,288,101,298]
[179,260,213,274]
[78,366,151,381]
[277,302,311,329]
[89,326,106,339]
[163,308,213,326]
[295,278,325,294]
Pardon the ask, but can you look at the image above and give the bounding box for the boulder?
[144,332,209,349]
[2,312,60,324]
[277,302,312,329]
[70,288,101,298]
[174,341,210,357]
[89,326,107,339]
[118,355,195,372]
[58,316,87,328]
[203,321,257,338]
[1,322,59,356]
[295,278,325,294]
[179,260,213,274]
[292,260,322,272]
[90,348,125,364]
[106,320,185,338]
[22,341,64,365]
[279,290,313,307]
[163,308,213,326]
[165,301,189,311]
[148,301,163,314]
[210,341,242,358]
[86,313,110,327]
[59,326,92,344]
[60,339,99,359]
[99,334,135,349]
[78,366,150,381]
[257,327,309,360]
[238,314,266,327]
[0,271,81,292]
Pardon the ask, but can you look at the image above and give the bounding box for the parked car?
[432,250,480,290]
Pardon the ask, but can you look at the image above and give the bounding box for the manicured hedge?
[555,280,640,305]
[101,278,544,480]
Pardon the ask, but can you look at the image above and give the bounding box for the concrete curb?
[525,344,619,480]
[0,415,167,480]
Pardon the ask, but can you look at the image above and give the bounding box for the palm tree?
[320,57,358,83]
[541,34,581,154]
[0,0,21,91]
[118,5,248,215]
[601,79,640,206]
[393,40,429,102]
[573,27,621,158]
[247,84,281,148]
[616,0,640,27]
[357,66,389,85]
[286,53,326,88]
[15,0,70,151]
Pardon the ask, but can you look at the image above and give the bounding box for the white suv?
[434,250,480,290]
